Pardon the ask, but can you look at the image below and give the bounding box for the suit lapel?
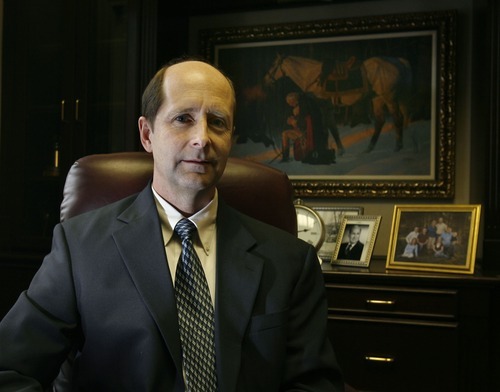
[110,192,266,391]
[215,203,264,392]
[112,187,183,374]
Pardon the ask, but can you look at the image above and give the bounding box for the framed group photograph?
[200,10,456,198]
[313,206,364,260]
[386,205,481,274]
[331,215,381,267]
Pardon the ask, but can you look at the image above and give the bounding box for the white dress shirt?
[152,187,218,306]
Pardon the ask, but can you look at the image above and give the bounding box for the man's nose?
[192,121,210,148]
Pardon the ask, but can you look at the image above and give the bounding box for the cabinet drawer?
[325,284,458,319]
[328,316,458,392]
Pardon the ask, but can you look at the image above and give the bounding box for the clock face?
[295,205,325,250]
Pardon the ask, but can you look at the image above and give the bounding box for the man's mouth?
[183,158,213,165]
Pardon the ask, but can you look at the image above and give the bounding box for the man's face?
[349,226,361,244]
[139,61,234,201]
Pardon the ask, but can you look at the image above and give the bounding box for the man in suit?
[0,58,344,391]
[338,224,364,260]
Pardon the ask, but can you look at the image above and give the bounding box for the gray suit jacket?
[0,185,344,391]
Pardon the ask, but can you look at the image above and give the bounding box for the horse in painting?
[263,54,412,152]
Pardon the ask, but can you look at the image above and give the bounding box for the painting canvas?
[200,10,456,198]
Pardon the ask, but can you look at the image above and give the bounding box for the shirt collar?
[152,186,218,256]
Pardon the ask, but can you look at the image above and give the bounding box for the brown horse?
[263,54,412,152]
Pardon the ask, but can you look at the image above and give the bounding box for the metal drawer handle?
[365,356,395,363]
[366,299,395,306]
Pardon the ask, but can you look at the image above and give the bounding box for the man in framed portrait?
[338,224,364,260]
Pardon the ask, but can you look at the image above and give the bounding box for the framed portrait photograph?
[200,10,456,198]
[331,215,381,267]
[386,205,481,274]
[313,206,364,261]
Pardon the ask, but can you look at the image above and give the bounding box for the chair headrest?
[60,152,297,235]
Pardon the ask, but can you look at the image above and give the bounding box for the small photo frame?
[332,215,381,267]
[386,205,481,274]
[313,206,364,261]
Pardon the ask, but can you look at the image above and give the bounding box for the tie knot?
[174,218,197,241]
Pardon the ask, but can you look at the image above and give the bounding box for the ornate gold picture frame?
[331,215,381,267]
[200,10,456,198]
[386,204,481,274]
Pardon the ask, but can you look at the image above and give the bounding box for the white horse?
[264,54,412,152]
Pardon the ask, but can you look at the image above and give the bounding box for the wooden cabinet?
[0,0,144,253]
[322,259,500,392]
[326,284,459,391]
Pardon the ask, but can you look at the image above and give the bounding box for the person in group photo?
[417,226,430,257]
[435,217,448,237]
[432,236,447,258]
[402,237,419,259]
[426,219,438,252]
[405,226,420,245]
[441,226,457,259]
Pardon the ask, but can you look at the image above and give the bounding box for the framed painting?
[313,206,364,261]
[331,215,381,267]
[200,10,456,198]
[386,204,481,274]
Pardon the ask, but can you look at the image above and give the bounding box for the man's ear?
[138,116,153,152]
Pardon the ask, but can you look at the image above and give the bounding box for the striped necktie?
[174,218,217,391]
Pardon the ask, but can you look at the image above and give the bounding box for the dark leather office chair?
[60,151,297,235]
[58,152,356,391]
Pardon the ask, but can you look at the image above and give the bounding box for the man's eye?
[209,117,227,129]
[174,114,192,123]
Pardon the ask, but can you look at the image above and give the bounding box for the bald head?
[141,58,236,126]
